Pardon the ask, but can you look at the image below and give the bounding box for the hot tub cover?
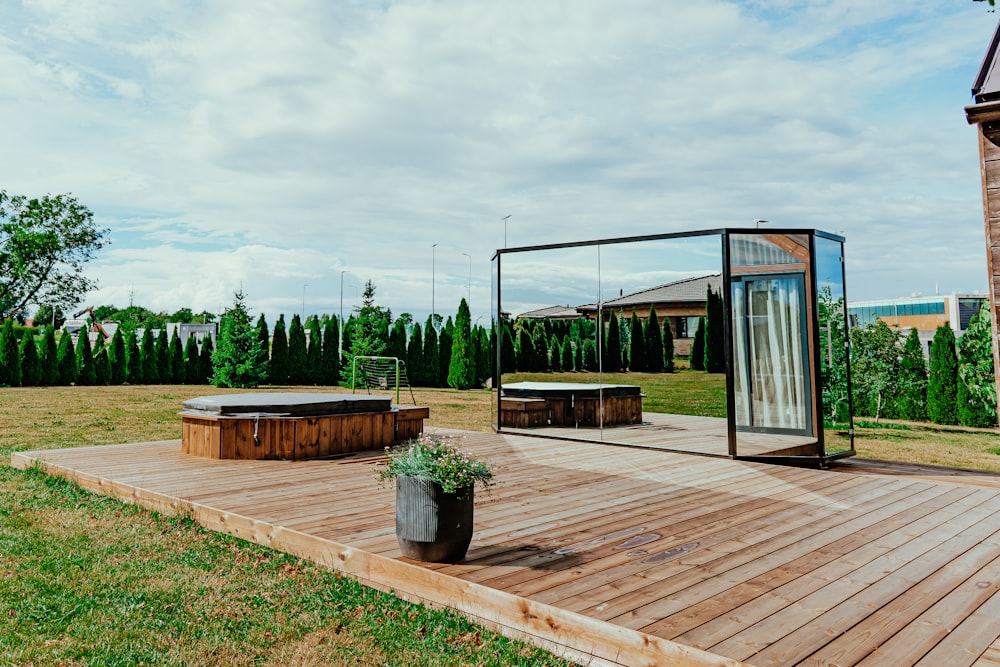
[181,392,392,417]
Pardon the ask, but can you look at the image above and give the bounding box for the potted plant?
[379,435,494,563]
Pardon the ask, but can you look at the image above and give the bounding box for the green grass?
[0,385,573,667]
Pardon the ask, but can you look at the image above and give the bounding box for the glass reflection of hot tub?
[500,382,642,428]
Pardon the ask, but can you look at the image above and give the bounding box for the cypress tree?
[629,312,646,372]
[169,330,184,383]
[661,319,674,372]
[549,336,563,372]
[141,328,158,383]
[155,329,170,384]
[199,335,215,383]
[927,324,958,425]
[0,320,20,386]
[341,315,355,365]
[212,288,268,388]
[321,318,340,385]
[471,325,489,387]
[561,335,574,371]
[183,335,201,383]
[76,333,96,386]
[19,333,40,386]
[897,327,927,421]
[606,311,622,372]
[439,316,453,387]
[406,322,423,386]
[253,314,270,381]
[57,333,77,385]
[447,298,475,389]
[704,286,726,373]
[108,328,127,385]
[583,338,598,371]
[388,320,407,361]
[690,317,706,371]
[306,318,322,385]
[516,328,533,372]
[40,327,59,386]
[269,315,289,384]
[645,308,664,373]
[124,330,140,384]
[287,314,308,385]
[532,324,549,372]
[422,316,439,387]
[93,338,110,386]
[500,324,516,374]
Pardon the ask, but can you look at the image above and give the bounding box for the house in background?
[847,292,988,354]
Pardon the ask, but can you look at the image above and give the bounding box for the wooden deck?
[503,411,817,458]
[12,429,1000,667]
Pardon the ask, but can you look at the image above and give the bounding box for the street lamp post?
[502,214,511,248]
[302,284,308,321]
[339,271,346,357]
[461,252,471,307]
[754,218,768,229]
[432,244,438,331]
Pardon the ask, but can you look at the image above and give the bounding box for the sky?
[1,0,998,325]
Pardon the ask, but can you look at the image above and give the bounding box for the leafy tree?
[34,304,65,329]
[0,320,19,386]
[167,330,183,383]
[76,332,96,386]
[124,329,141,384]
[155,329,170,384]
[169,307,194,323]
[897,327,927,421]
[351,280,391,359]
[18,333,40,386]
[448,298,476,389]
[662,318,675,372]
[406,321,424,385]
[287,313,308,385]
[690,317,706,371]
[199,335,214,383]
[183,334,201,384]
[422,315,439,386]
[629,312,646,372]
[645,308,664,373]
[306,317,322,385]
[269,315,289,384]
[0,191,109,320]
[56,332,76,385]
[704,286,726,373]
[958,302,997,427]
[606,311,622,372]
[850,320,901,422]
[928,324,959,425]
[108,327,127,385]
[321,317,340,385]
[140,328,158,384]
[211,289,267,388]
[818,287,850,423]
[39,326,58,386]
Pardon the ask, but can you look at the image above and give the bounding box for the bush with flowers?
[379,435,494,495]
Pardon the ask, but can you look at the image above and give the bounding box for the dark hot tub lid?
[502,382,641,399]
[181,392,391,417]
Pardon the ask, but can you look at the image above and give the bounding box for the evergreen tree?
[306,317,322,385]
[39,327,58,386]
[341,315,355,366]
[351,281,391,359]
[473,325,490,387]
[108,328,127,385]
[183,334,201,383]
[606,311,622,372]
[269,315,289,384]
[704,286,726,373]
[516,328,533,372]
[212,289,268,388]
[662,318,675,372]
[56,332,77,385]
[169,330,184,383]
[253,314,270,381]
[321,318,340,385]
[0,320,19,386]
[155,329,170,384]
[199,335,214,383]
[438,316,453,387]
[287,313,308,384]
[690,317,706,371]
[141,328,158,383]
[422,315,439,386]
[124,329,141,384]
[76,333,96,386]
[500,323,516,374]
[629,312,646,372]
[897,327,927,421]
[549,336,563,372]
[561,335,574,371]
[645,308,664,373]
[447,298,476,389]
[927,324,959,425]
[582,338,598,371]
[388,319,407,361]
[18,333,40,386]
[93,338,110,385]
[532,324,549,372]
[406,321,424,385]
[958,302,997,427]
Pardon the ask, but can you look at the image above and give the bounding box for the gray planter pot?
[395,476,474,563]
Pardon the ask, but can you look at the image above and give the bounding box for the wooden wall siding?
[181,409,423,461]
[501,395,643,429]
[14,429,1000,666]
[978,121,1000,422]
[500,398,549,429]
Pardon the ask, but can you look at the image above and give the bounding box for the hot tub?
[500,382,643,428]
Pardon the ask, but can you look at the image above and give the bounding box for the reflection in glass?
[815,235,854,455]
